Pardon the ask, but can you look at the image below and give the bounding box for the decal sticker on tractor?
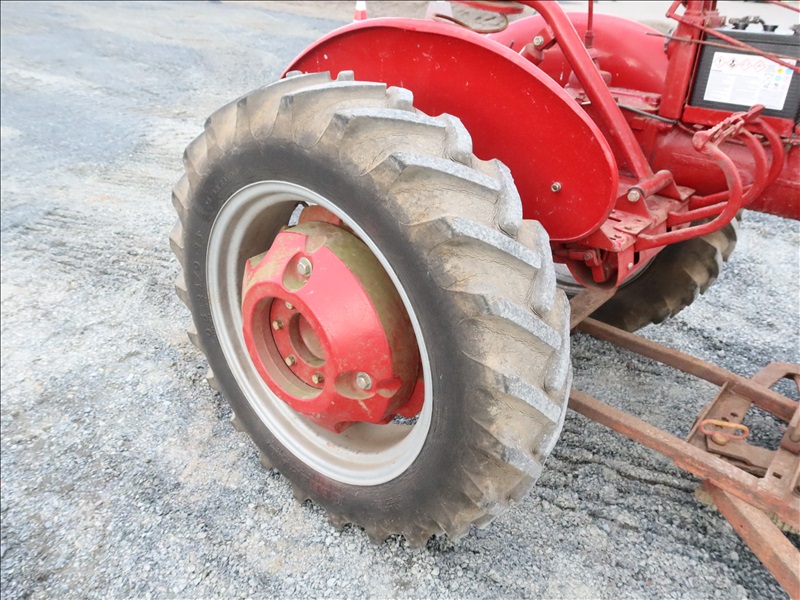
[704,51,796,110]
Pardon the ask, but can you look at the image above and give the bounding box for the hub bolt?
[311,372,324,385]
[355,372,373,391]
[272,318,284,330]
[297,257,313,277]
[285,355,297,367]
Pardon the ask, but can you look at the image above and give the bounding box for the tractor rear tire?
[590,218,740,332]
[171,72,571,545]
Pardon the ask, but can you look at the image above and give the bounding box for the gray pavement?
[2,2,799,599]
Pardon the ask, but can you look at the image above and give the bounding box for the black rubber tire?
[171,72,571,545]
[590,218,740,332]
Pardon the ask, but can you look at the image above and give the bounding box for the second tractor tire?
[590,218,740,332]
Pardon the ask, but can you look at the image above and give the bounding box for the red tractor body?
[286,0,799,288]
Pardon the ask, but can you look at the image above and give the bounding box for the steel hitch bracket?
[568,290,800,598]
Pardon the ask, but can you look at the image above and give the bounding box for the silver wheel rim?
[207,181,433,486]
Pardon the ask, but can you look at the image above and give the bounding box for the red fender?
[285,18,618,242]
[488,13,669,93]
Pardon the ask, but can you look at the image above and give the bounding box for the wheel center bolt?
[297,257,313,277]
[355,372,373,391]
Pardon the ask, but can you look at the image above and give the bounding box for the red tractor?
[171,0,798,588]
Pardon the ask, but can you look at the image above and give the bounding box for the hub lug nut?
[285,355,297,367]
[285,302,294,310]
[272,318,284,330]
[355,372,373,391]
[297,257,313,277]
[311,372,324,385]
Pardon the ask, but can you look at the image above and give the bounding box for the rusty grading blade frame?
[569,291,800,598]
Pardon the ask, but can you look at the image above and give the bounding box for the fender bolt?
[627,189,642,203]
[551,182,562,193]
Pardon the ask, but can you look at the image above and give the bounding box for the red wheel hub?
[241,216,423,432]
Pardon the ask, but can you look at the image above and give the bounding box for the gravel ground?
[1,1,798,599]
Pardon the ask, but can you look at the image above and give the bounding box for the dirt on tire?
[173,70,571,545]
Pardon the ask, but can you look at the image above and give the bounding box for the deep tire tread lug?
[327,513,349,530]
[245,71,337,141]
[186,321,201,350]
[169,220,184,263]
[174,272,189,308]
[230,413,244,432]
[592,217,739,331]
[172,175,190,223]
[206,368,220,392]
[258,452,274,470]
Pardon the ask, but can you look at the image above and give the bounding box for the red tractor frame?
[287,1,798,289]
[172,0,799,594]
